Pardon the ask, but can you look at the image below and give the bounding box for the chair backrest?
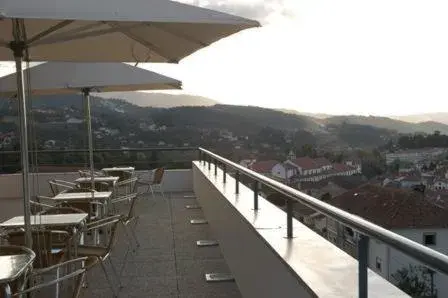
[48,179,76,196]
[40,206,85,215]
[152,168,165,185]
[13,257,91,298]
[84,215,121,254]
[0,244,35,258]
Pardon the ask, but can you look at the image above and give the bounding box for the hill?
[0,94,400,158]
[95,92,218,108]
[393,113,448,125]
[323,115,448,134]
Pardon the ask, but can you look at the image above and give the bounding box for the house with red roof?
[249,160,279,176]
[324,185,448,297]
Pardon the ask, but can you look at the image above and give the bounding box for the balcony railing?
[198,147,448,298]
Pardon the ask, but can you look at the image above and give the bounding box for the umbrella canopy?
[0,0,260,62]
[0,62,182,96]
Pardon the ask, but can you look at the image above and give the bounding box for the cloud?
[179,0,296,23]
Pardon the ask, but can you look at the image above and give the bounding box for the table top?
[0,213,88,228]
[0,252,35,283]
[102,167,135,172]
[52,191,112,201]
[75,176,119,183]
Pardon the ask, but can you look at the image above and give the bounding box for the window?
[375,257,382,272]
[423,233,437,246]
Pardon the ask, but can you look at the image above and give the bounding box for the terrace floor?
[82,191,241,298]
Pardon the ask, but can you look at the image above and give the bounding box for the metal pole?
[358,235,369,298]
[235,171,240,194]
[208,156,211,170]
[223,164,227,183]
[214,159,217,176]
[286,199,293,238]
[82,89,95,192]
[12,43,32,248]
[253,181,259,210]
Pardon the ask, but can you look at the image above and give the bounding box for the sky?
[2,0,448,116]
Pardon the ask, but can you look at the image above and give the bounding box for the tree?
[391,265,436,297]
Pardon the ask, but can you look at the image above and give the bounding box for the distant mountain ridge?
[277,109,448,135]
[392,113,448,125]
[95,92,218,108]
[322,115,448,134]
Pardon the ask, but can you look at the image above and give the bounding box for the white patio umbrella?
[0,0,259,246]
[0,62,182,193]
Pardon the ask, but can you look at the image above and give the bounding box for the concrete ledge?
[193,161,409,298]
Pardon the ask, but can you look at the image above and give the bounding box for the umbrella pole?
[82,89,95,191]
[12,45,32,248]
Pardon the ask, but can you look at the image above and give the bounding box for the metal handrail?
[199,147,448,297]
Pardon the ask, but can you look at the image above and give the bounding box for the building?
[249,160,279,176]
[386,148,447,165]
[327,184,448,297]
[271,162,296,181]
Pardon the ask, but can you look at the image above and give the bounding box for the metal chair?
[11,256,97,298]
[137,167,165,198]
[0,245,35,298]
[76,215,122,298]
[48,179,77,196]
[6,230,71,269]
[111,179,139,241]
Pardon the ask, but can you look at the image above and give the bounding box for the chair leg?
[130,224,140,248]
[100,260,118,298]
[150,185,155,198]
[108,258,123,289]
[72,272,86,298]
[160,185,165,198]
[121,222,137,252]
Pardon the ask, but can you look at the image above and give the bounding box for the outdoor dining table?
[0,246,35,297]
[52,191,113,215]
[0,214,88,229]
[52,192,113,244]
[0,214,88,262]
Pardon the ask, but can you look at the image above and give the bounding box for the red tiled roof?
[314,157,331,167]
[291,157,318,170]
[250,160,279,173]
[329,184,448,229]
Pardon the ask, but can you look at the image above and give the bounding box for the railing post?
[223,164,227,183]
[198,150,202,163]
[214,159,217,176]
[358,235,369,298]
[253,181,259,210]
[286,199,293,238]
[235,171,240,194]
[208,156,211,170]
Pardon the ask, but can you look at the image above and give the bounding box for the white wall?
[369,228,448,297]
